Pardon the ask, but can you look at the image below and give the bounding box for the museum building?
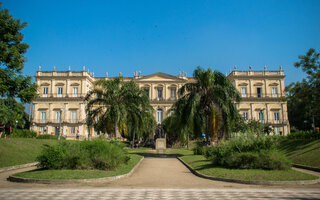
[31,66,290,138]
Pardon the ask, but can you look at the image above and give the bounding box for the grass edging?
[8,156,144,184]
[293,164,320,173]
[0,162,38,173]
[177,157,320,185]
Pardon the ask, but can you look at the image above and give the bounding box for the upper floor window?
[143,88,150,98]
[73,87,78,97]
[241,87,247,98]
[257,87,262,98]
[42,87,48,97]
[271,87,278,98]
[71,111,77,123]
[170,88,176,100]
[274,111,280,123]
[156,108,163,124]
[242,111,249,121]
[157,88,163,100]
[258,110,264,122]
[57,87,63,97]
[40,111,46,123]
[55,111,61,123]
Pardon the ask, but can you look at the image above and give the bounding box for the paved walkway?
[1,188,320,200]
[1,157,320,199]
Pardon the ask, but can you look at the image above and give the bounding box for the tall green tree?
[0,3,37,125]
[286,48,320,130]
[165,67,241,144]
[85,77,155,143]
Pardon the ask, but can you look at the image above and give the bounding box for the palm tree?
[85,77,155,142]
[168,67,241,143]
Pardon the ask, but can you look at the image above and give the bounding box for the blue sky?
[2,0,320,85]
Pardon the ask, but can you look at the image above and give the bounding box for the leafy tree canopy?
[286,48,320,130]
[0,3,37,103]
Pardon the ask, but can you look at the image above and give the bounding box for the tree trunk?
[132,129,135,148]
[114,121,120,138]
[187,130,189,149]
[205,114,209,145]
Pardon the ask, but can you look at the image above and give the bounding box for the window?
[42,87,48,97]
[143,88,149,98]
[73,87,78,97]
[241,87,247,98]
[156,108,163,124]
[274,112,280,123]
[57,87,63,97]
[40,112,46,123]
[170,88,176,100]
[55,111,61,123]
[54,127,59,136]
[39,127,44,134]
[70,127,76,135]
[258,110,264,122]
[274,127,280,135]
[242,111,249,121]
[71,111,77,123]
[257,87,262,98]
[271,87,278,98]
[157,88,163,100]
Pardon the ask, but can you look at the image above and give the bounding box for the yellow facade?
[31,67,289,139]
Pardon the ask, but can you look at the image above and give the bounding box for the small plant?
[205,133,291,170]
[37,139,130,170]
[11,129,37,138]
[193,146,205,155]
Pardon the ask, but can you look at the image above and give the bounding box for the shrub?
[37,139,130,170]
[205,133,291,170]
[287,130,320,140]
[36,135,66,140]
[193,146,205,155]
[11,129,37,138]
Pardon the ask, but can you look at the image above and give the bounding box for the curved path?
[1,157,320,189]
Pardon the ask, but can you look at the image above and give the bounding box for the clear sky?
[2,0,320,85]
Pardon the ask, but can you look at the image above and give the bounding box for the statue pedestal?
[156,138,166,153]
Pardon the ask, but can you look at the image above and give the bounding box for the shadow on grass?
[130,152,184,158]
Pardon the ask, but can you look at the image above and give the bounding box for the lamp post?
[58,109,62,140]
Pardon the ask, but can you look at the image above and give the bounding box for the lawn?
[180,155,318,181]
[279,139,320,168]
[13,154,142,180]
[0,138,60,168]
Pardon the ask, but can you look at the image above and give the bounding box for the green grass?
[13,154,142,180]
[279,139,320,168]
[180,155,318,181]
[0,138,60,168]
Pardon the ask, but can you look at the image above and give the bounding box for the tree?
[0,3,37,126]
[85,77,155,143]
[286,48,320,130]
[165,67,241,145]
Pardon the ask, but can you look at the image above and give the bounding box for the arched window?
[156,108,163,124]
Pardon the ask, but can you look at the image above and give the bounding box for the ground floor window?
[54,127,59,136]
[70,127,76,135]
[274,127,280,135]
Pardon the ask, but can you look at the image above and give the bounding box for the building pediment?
[137,72,184,82]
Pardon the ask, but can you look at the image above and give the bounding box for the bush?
[193,146,205,155]
[11,129,37,138]
[287,130,320,140]
[205,133,291,170]
[36,134,66,140]
[37,139,130,170]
